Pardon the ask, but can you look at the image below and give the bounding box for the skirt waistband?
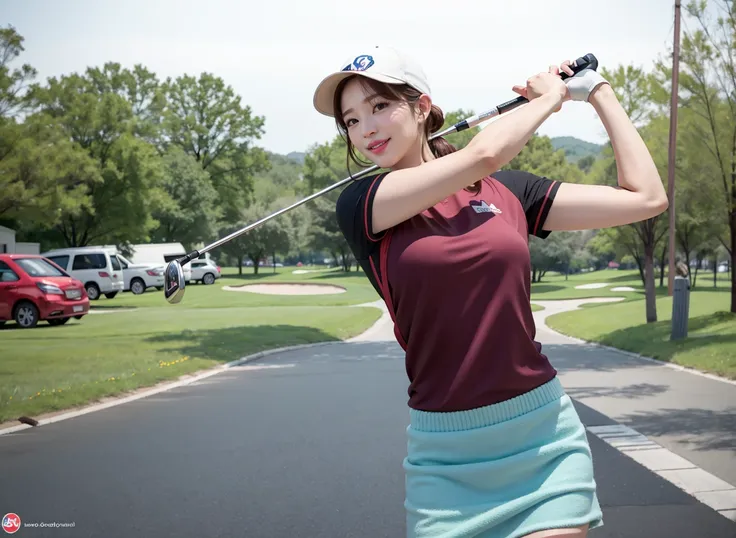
[408,377,565,432]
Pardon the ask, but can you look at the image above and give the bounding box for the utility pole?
[668,0,682,296]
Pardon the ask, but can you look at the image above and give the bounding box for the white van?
[126,243,192,283]
[43,247,125,300]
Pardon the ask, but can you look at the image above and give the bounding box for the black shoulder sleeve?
[492,169,561,239]
[334,172,389,260]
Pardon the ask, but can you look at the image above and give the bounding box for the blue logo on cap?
[342,55,374,72]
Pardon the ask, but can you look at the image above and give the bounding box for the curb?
[587,424,736,522]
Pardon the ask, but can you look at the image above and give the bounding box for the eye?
[345,118,357,128]
[373,101,389,112]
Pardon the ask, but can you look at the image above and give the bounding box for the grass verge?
[546,290,736,380]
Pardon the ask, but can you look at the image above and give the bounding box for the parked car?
[0,254,90,328]
[125,243,192,284]
[42,247,124,300]
[190,259,221,285]
[115,254,165,294]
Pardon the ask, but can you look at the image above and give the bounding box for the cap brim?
[313,71,406,118]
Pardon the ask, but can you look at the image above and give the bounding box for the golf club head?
[164,259,186,304]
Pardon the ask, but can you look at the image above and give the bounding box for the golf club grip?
[456,53,599,129]
[174,53,599,268]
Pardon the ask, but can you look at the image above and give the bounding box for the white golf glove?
[565,68,609,102]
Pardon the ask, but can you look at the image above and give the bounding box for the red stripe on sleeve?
[532,181,557,236]
[363,174,385,242]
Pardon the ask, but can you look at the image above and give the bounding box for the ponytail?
[425,105,482,194]
[426,105,456,158]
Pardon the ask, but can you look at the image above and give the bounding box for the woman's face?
[340,77,427,170]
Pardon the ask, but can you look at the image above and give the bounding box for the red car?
[0,254,90,328]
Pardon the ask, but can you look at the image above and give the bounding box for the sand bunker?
[610,286,637,292]
[223,283,346,295]
[574,283,610,289]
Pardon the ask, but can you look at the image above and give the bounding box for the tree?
[658,0,736,312]
[503,133,584,183]
[85,62,166,142]
[301,135,357,270]
[161,72,270,222]
[0,116,94,227]
[0,27,93,232]
[219,200,290,275]
[150,146,221,248]
[529,233,569,282]
[0,25,36,118]
[27,71,166,247]
[440,108,481,150]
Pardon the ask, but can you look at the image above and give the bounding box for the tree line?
[2,0,735,319]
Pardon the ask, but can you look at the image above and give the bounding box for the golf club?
[164,53,599,304]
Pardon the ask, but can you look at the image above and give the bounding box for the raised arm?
[542,68,669,232]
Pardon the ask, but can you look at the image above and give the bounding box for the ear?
[417,94,432,121]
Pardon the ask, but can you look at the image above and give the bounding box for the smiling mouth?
[367,139,390,151]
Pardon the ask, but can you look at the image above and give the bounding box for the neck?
[392,139,435,170]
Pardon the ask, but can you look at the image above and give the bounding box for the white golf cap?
[312,45,432,117]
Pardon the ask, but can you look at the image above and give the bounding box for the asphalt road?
[1,338,735,537]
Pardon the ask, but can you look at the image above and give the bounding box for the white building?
[0,226,40,255]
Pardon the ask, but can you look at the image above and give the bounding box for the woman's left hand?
[552,60,575,104]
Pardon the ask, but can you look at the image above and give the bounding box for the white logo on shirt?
[471,201,502,214]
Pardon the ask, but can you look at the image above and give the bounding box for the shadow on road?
[543,344,648,373]
[145,325,340,363]
[616,407,736,452]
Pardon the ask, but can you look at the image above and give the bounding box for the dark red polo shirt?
[335,169,561,412]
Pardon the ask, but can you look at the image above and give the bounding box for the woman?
[312,46,668,538]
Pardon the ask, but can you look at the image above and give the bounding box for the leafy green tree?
[0,24,36,118]
[0,27,93,233]
[301,135,357,269]
[85,62,166,142]
[503,133,584,183]
[150,146,221,247]
[0,116,95,227]
[440,108,480,150]
[27,70,166,247]
[161,72,270,222]
[219,199,290,275]
[654,0,736,311]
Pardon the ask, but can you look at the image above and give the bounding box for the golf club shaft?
[178,53,598,265]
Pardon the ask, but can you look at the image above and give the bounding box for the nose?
[361,116,377,138]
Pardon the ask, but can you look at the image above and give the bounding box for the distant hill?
[286,151,306,164]
[550,136,605,162]
[277,139,603,167]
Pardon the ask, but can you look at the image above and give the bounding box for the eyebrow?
[342,94,380,118]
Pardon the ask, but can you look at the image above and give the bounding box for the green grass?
[531,268,731,303]
[546,287,736,380]
[103,265,380,309]
[0,265,382,425]
[535,268,736,380]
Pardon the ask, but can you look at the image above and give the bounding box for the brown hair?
[333,75,481,193]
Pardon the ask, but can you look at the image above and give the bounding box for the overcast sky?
[6,0,680,155]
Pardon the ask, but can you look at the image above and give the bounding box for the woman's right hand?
[511,66,569,110]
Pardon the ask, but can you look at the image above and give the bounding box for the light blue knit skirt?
[403,377,603,538]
